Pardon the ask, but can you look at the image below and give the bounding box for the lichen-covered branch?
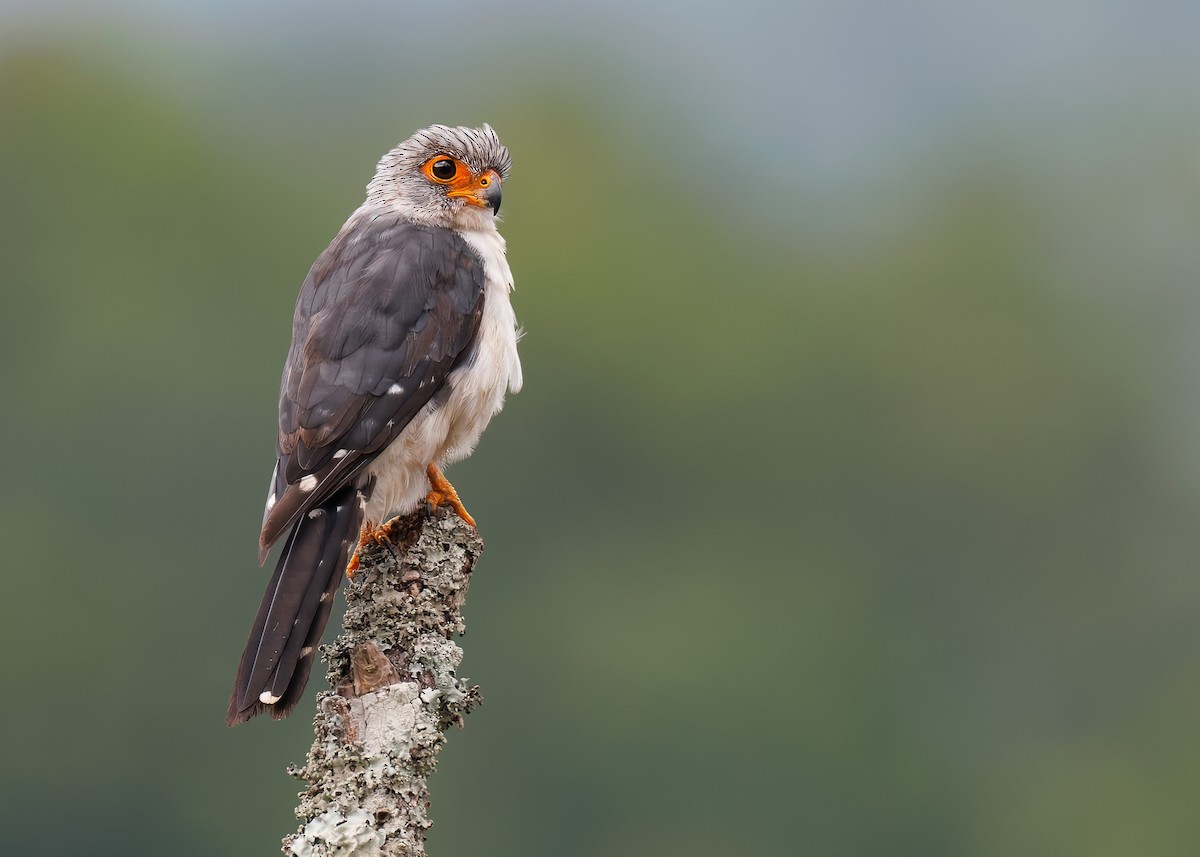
[283,507,484,857]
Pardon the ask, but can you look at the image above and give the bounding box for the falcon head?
[367,124,512,229]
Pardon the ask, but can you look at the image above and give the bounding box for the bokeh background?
[3,2,1200,854]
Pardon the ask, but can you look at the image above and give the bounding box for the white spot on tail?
[333,449,349,459]
[320,592,330,602]
[259,692,281,705]
[300,646,313,657]
[299,475,318,491]
[387,383,404,395]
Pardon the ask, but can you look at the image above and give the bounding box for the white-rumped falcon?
[227,125,522,725]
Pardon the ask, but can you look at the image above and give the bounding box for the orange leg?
[425,462,477,528]
[346,519,389,579]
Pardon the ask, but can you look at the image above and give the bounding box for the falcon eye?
[429,159,458,181]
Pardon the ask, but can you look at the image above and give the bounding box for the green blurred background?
[3,2,1200,854]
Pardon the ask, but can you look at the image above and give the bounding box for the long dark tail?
[227,484,364,726]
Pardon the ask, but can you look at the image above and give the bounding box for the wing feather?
[258,214,486,560]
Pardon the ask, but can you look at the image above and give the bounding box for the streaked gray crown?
[379,124,510,180]
[397,124,512,179]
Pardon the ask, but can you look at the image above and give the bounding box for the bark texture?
[283,507,484,857]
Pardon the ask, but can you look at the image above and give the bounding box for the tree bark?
[283,507,484,857]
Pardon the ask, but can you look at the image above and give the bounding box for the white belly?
[363,226,522,522]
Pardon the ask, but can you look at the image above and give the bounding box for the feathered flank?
[256,216,486,559]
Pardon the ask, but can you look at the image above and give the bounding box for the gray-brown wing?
[258,214,486,559]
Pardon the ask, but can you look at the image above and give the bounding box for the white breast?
[363,222,522,523]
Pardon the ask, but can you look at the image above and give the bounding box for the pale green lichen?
[284,508,484,856]
[289,810,385,857]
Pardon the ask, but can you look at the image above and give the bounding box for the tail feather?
[227,484,364,726]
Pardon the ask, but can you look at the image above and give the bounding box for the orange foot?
[425,462,476,528]
[346,519,390,579]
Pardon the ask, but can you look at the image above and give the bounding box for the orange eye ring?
[423,156,462,183]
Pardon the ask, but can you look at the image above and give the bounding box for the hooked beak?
[447,169,503,215]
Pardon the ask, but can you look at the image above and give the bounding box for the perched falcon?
[227,125,522,726]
